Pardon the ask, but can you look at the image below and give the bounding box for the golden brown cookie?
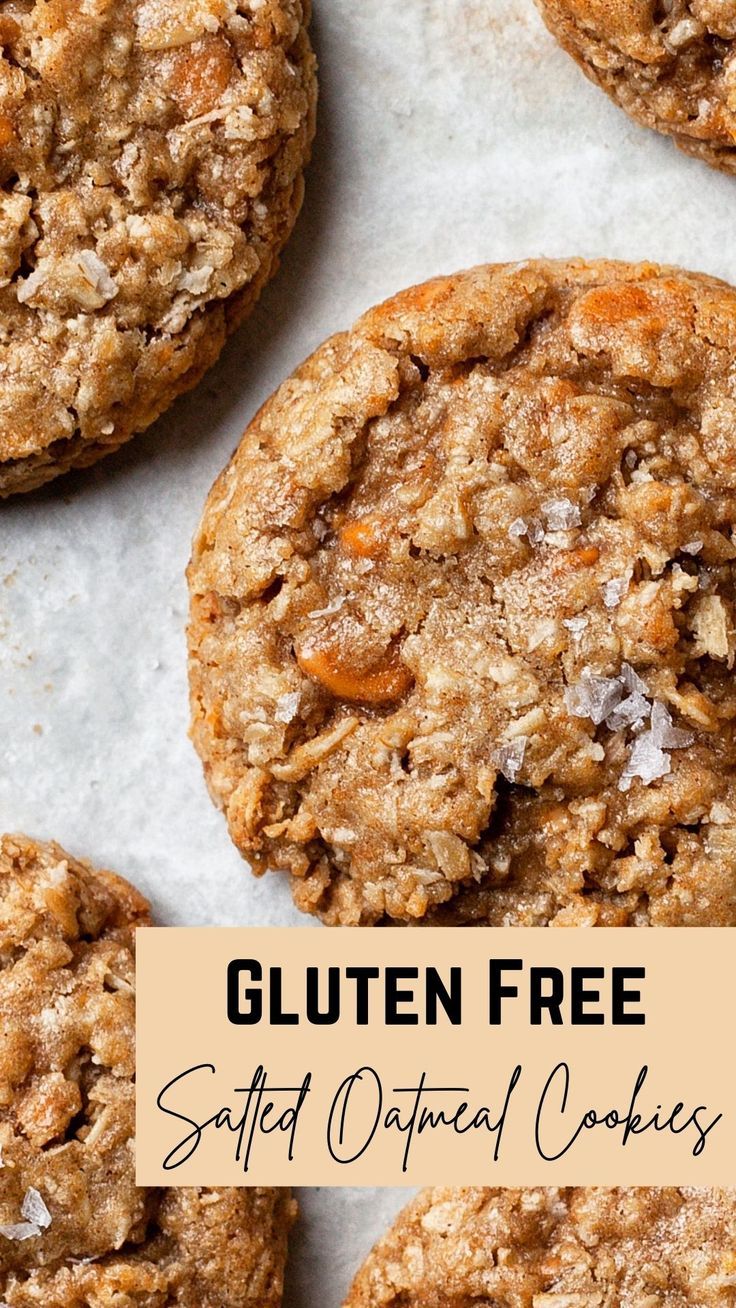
[0,833,294,1307]
[0,0,317,496]
[536,0,736,172]
[343,1186,736,1307]
[188,258,736,927]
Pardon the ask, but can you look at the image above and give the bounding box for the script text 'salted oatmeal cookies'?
[188,260,736,928]
[342,1186,736,1307]
[0,0,317,496]
[536,0,736,173]
[0,833,294,1307]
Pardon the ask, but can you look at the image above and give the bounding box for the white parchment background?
[1,0,735,1302]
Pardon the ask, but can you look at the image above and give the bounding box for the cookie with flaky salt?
[0,833,294,1307]
[189,258,736,927]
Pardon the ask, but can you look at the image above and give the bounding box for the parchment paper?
[2,0,734,1301]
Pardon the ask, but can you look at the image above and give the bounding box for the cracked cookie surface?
[0,0,316,495]
[536,0,736,172]
[343,1186,736,1308]
[0,833,294,1307]
[188,259,736,927]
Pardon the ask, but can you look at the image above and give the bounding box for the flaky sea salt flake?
[605,692,650,733]
[620,662,648,696]
[0,1222,41,1242]
[564,673,623,725]
[508,515,544,545]
[541,498,582,531]
[619,735,672,791]
[602,574,631,609]
[21,1188,51,1230]
[493,736,527,782]
[649,700,694,751]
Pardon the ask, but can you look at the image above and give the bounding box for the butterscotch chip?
[343,1187,736,1307]
[0,833,294,1307]
[0,0,316,496]
[188,259,736,927]
[536,0,736,173]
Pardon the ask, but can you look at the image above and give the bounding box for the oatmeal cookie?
[188,258,736,927]
[536,0,736,173]
[343,1186,736,1307]
[0,0,316,496]
[0,833,294,1307]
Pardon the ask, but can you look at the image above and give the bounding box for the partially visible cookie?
[0,0,317,496]
[536,0,736,172]
[344,1186,736,1307]
[0,833,294,1307]
[188,258,736,928]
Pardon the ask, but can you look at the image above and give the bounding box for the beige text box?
[136,928,733,1186]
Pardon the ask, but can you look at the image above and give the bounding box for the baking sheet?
[1,0,735,1301]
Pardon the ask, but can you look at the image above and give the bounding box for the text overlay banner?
[136,927,734,1186]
